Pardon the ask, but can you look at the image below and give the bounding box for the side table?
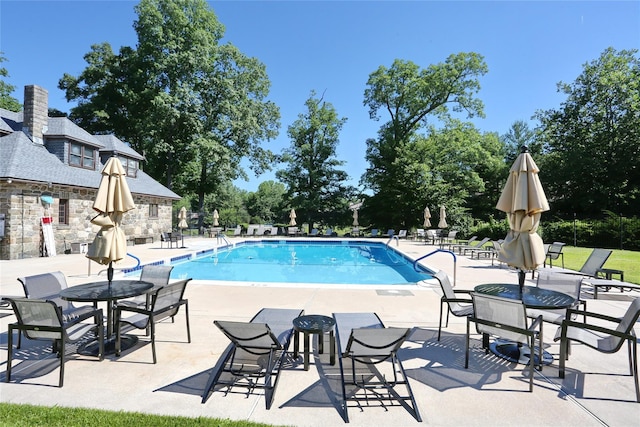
[596,268,624,281]
[293,314,336,371]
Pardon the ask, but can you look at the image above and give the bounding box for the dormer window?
[69,142,96,169]
[119,156,138,178]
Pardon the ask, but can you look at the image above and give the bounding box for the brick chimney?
[23,85,48,145]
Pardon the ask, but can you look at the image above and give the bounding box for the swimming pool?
[161,240,433,286]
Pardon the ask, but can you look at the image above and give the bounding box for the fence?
[542,215,640,251]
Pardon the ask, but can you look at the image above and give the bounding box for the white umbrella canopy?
[438,205,447,228]
[289,209,297,226]
[212,209,219,227]
[423,206,431,228]
[496,146,550,288]
[178,207,188,229]
[86,157,136,283]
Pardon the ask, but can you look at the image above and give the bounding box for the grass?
[560,246,639,284]
[0,403,284,427]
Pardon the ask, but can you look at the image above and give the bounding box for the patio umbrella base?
[78,335,139,357]
[490,339,553,366]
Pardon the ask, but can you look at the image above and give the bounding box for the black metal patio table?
[293,314,336,371]
[59,279,154,355]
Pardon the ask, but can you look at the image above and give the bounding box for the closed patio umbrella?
[438,205,447,228]
[212,209,219,227]
[177,207,188,248]
[178,207,188,229]
[289,209,297,226]
[496,146,549,291]
[352,209,359,227]
[423,206,431,228]
[86,157,136,285]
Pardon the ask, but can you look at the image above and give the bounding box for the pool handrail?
[413,249,457,286]
[386,235,399,247]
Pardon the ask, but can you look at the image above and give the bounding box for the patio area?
[1,236,639,426]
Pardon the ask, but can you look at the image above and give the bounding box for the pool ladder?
[413,249,457,286]
[386,235,399,246]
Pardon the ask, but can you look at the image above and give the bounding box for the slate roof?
[0,108,180,200]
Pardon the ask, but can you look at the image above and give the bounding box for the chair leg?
[631,339,640,403]
[438,302,445,341]
[151,321,157,364]
[6,324,14,383]
[559,336,567,378]
[59,340,65,387]
[185,302,191,343]
[464,318,470,369]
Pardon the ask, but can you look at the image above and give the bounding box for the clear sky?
[1,1,638,192]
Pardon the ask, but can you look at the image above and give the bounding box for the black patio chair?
[6,298,104,387]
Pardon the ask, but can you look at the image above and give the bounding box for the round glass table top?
[59,280,154,302]
[474,283,575,309]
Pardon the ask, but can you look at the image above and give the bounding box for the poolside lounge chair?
[458,237,491,256]
[384,229,395,238]
[6,298,104,387]
[332,312,421,423]
[201,307,304,409]
[323,228,334,237]
[310,228,319,237]
[448,235,477,252]
[550,248,613,279]
[555,297,640,402]
[398,229,408,239]
[434,270,474,341]
[287,226,299,236]
[415,229,425,241]
[370,229,379,238]
[466,293,543,392]
[114,278,191,363]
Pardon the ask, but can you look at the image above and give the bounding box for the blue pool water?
[166,240,432,285]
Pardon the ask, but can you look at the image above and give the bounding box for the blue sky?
[1,1,639,192]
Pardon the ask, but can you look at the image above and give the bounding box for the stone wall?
[0,182,174,260]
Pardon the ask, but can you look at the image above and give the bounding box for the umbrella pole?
[107,261,114,287]
[518,269,526,293]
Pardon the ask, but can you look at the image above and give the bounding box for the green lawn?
[0,403,285,427]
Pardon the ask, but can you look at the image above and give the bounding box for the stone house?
[0,85,181,260]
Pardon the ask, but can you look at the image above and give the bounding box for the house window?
[58,199,69,225]
[69,143,95,169]
[149,204,158,218]
[118,156,138,178]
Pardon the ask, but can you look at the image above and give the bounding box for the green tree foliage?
[276,92,356,232]
[246,180,286,224]
[501,120,541,164]
[361,54,489,229]
[536,47,640,217]
[58,0,280,229]
[0,54,21,112]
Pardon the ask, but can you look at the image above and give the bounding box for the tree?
[59,0,280,229]
[501,120,540,164]
[276,91,355,232]
[246,180,286,224]
[361,54,488,228]
[0,54,21,112]
[536,47,640,216]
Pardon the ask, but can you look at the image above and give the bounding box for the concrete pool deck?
[1,235,639,426]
